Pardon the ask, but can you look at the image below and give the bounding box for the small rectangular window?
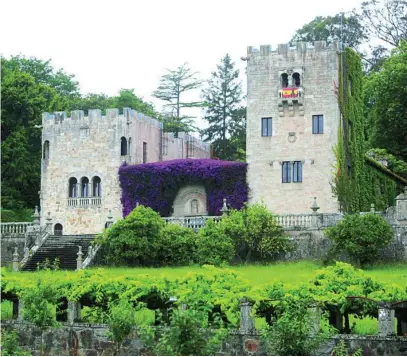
[261,118,272,136]
[312,115,324,134]
[282,161,291,183]
[293,161,303,182]
[143,142,147,163]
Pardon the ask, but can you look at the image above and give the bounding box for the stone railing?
[164,216,221,231]
[1,222,34,237]
[67,197,102,207]
[274,214,313,229]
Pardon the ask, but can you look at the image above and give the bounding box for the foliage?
[106,299,136,354]
[0,329,31,356]
[217,203,291,263]
[141,309,228,356]
[201,54,245,161]
[263,293,331,356]
[359,0,407,47]
[196,219,234,265]
[119,159,248,217]
[333,47,405,212]
[326,213,394,265]
[95,205,165,266]
[364,42,407,162]
[0,208,33,222]
[21,277,60,330]
[331,340,362,356]
[367,148,407,179]
[153,63,203,134]
[290,13,367,50]
[157,224,197,266]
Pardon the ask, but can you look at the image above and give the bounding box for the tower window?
[143,142,147,163]
[312,115,324,134]
[190,199,199,215]
[81,177,90,197]
[293,161,303,182]
[92,176,102,197]
[281,73,288,88]
[43,141,50,160]
[121,137,127,156]
[261,118,272,137]
[282,161,303,183]
[128,137,132,157]
[293,72,301,87]
[68,177,78,198]
[282,162,291,183]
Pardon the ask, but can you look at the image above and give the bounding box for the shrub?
[156,224,197,266]
[218,203,291,263]
[325,213,393,265]
[196,219,234,265]
[0,329,31,356]
[95,205,165,266]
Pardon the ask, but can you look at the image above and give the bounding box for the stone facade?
[246,41,341,214]
[40,109,210,235]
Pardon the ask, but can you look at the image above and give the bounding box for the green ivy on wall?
[333,48,405,213]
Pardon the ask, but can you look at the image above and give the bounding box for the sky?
[1,0,363,129]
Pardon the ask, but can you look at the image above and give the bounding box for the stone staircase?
[22,235,95,271]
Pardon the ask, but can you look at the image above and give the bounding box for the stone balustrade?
[274,214,313,229]
[67,197,102,207]
[163,216,221,231]
[1,222,34,236]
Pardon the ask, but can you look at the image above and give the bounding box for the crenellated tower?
[246,40,341,213]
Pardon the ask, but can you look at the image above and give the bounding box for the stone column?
[18,299,24,321]
[240,298,255,334]
[378,302,395,336]
[32,206,40,226]
[46,212,53,234]
[12,247,19,272]
[308,303,320,336]
[310,197,321,228]
[396,187,407,223]
[76,246,83,270]
[370,203,375,213]
[68,301,81,324]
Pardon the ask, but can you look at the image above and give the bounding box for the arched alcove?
[172,185,207,216]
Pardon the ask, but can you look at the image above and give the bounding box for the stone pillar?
[32,205,40,227]
[240,298,255,334]
[18,299,24,321]
[310,197,321,228]
[46,212,53,234]
[378,302,395,336]
[12,247,19,272]
[68,301,81,324]
[220,198,230,216]
[370,203,375,213]
[76,246,83,270]
[308,303,320,336]
[396,187,407,223]
[106,210,114,228]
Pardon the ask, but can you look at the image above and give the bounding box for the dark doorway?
[54,223,63,236]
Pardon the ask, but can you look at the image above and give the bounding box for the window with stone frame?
[43,141,50,160]
[121,137,127,156]
[282,161,303,183]
[92,176,102,197]
[282,161,291,183]
[68,177,78,197]
[81,177,90,197]
[261,118,272,136]
[143,142,147,163]
[312,115,324,134]
[293,161,303,182]
[292,72,301,87]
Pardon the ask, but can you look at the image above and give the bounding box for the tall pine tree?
[201,54,245,161]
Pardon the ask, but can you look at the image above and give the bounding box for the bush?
[196,219,234,265]
[325,213,393,265]
[1,208,33,222]
[156,224,197,266]
[95,205,165,266]
[218,203,291,263]
[0,329,31,356]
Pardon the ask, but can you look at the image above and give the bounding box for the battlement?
[247,40,341,56]
[42,108,164,129]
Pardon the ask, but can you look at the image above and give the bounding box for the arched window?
[43,141,50,160]
[68,177,78,198]
[92,176,102,197]
[191,199,199,215]
[281,73,288,88]
[81,177,90,197]
[54,223,63,236]
[128,137,132,156]
[121,137,127,156]
[292,72,301,87]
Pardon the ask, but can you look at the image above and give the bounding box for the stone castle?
[39,40,402,235]
[40,109,210,234]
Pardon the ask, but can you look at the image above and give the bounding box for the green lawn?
[3,260,406,287]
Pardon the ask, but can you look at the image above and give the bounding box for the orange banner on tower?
[282,87,299,98]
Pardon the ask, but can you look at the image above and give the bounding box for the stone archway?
[172,185,208,216]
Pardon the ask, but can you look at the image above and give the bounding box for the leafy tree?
[364,42,407,161]
[196,219,234,265]
[359,0,407,47]
[95,205,165,266]
[113,88,158,118]
[153,63,202,134]
[325,213,393,265]
[290,13,367,50]
[366,148,407,178]
[218,203,291,263]
[69,92,115,114]
[201,54,245,160]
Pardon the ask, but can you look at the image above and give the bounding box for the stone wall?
[246,41,341,214]
[1,237,25,267]
[2,321,407,356]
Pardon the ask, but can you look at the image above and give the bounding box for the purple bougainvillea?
[119,159,248,217]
